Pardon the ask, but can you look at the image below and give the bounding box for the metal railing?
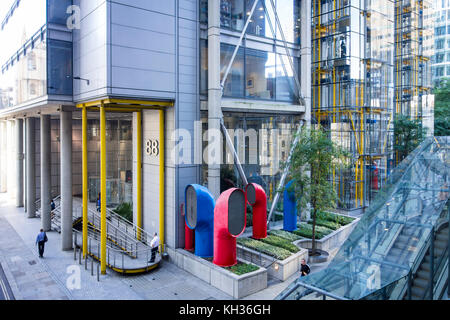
[72,229,160,273]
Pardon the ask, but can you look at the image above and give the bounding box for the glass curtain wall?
[201,42,299,102]
[312,0,395,210]
[394,0,434,122]
[200,112,301,210]
[201,0,301,44]
[87,117,133,210]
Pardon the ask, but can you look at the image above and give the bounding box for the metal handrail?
[105,207,155,245]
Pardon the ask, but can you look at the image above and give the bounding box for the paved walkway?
[0,193,232,300]
[0,192,339,300]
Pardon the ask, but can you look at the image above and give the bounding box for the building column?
[207,0,221,199]
[26,118,36,218]
[40,115,51,231]
[60,111,72,251]
[16,119,24,207]
[0,121,6,193]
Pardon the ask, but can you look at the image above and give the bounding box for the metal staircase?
[46,197,159,274]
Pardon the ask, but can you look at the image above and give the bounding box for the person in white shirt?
[149,232,159,263]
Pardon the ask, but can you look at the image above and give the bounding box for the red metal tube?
[212,188,246,267]
[246,183,267,239]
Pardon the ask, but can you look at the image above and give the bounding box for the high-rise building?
[312,0,434,213]
[431,0,450,84]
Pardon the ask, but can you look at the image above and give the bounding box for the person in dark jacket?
[35,229,48,258]
[300,259,310,277]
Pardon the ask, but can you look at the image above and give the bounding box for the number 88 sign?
[145,139,160,156]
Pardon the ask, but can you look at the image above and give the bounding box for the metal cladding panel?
[246,183,256,205]
[228,189,246,236]
[185,185,197,229]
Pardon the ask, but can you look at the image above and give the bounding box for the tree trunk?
[311,207,317,256]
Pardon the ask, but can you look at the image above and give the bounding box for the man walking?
[35,229,48,258]
[300,258,310,277]
[149,232,159,263]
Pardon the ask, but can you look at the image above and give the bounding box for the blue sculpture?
[283,180,298,231]
[185,184,215,257]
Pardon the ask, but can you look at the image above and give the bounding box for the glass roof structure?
[277,136,450,300]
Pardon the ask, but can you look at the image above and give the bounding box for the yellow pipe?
[100,102,107,275]
[136,111,142,241]
[82,106,88,258]
[355,160,358,207]
[159,109,165,253]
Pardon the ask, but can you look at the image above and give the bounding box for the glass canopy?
[277,136,450,300]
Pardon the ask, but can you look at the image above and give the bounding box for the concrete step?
[436,233,447,242]
[411,286,426,297]
[421,261,432,272]
[417,269,431,280]
[413,277,429,289]
[434,240,446,249]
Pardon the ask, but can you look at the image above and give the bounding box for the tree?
[393,114,427,163]
[286,127,349,255]
[433,78,450,137]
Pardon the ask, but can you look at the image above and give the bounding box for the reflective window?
[275,54,297,101]
[221,0,245,30]
[47,39,73,96]
[245,49,275,99]
[202,42,300,102]
[221,43,245,97]
[47,0,72,25]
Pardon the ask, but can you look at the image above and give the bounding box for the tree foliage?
[285,127,349,255]
[393,114,426,163]
[433,78,450,136]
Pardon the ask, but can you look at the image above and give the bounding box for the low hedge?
[225,262,259,275]
[292,223,334,239]
[259,235,299,254]
[307,219,340,231]
[268,229,302,242]
[237,237,292,260]
[316,211,354,226]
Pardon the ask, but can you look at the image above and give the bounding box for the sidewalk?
[0,193,232,300]
[0,192,336,300]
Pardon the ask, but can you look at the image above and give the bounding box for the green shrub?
[237,238,292,260]
[307,219,340,231]
[268,229,302,242]
[316,211,354,226]
[113,202,133,222]
[259,235,299,253]
[292,223,333,239]
[224,262,259,275]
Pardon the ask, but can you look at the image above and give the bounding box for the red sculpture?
[212,188,246,267]
[246,183,267,239]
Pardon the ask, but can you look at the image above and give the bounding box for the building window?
[221,0,245,31]
[29,83,36,95]
[436,53,445,63]
[27,53,36,71]
[436,39,444,50]
[202,42,299,102]
[245,48,275,99]
[221,43,245,97]
[435,26,446,35]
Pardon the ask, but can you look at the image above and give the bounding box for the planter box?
[294,217,359,255]
[236,245,308,281]
[166,248,267,299]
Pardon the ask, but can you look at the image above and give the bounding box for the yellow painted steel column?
[136,111,142,241]
[159,109,165,253]
[82,106,88,258]
[100,102,107,274]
